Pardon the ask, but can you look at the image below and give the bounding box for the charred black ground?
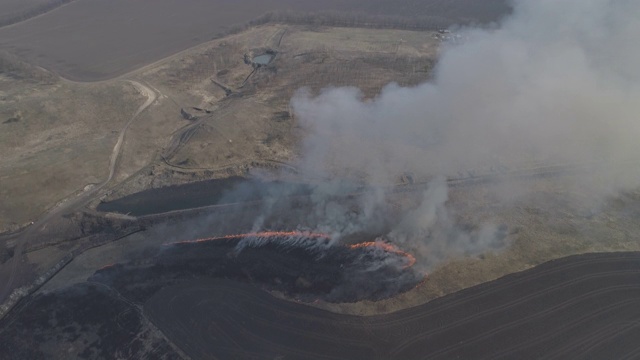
[0,282,181,360]
[90,236,422,304]
[134,251,640,359]
[2,252,640,359]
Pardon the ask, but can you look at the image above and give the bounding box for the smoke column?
[288,0,640,267]
[292,0,640,188]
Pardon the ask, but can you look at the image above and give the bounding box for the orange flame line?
[165,231,417,269]
[412,276,429,290]
[347,241,416,269]
[99,263,115,271]
[164,231,331,246]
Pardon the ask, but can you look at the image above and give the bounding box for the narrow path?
[0,80,156,307]
[107,81,157,183]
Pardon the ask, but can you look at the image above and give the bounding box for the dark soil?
[90,237,422,304]
[145,252,640,359]
[0,283,180,360]
[3,251,640,359]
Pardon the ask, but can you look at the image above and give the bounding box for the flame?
[412,277,429,290]
[98,263,115,271]
[348,241,417,269]
[165,231,331,246]
[165,231,417,269]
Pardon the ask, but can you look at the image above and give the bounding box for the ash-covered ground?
[91,235,423,304]
[0,233,423,359]
[3,250,640,359]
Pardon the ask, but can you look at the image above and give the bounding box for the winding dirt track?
[110,81,156,181]
[145,252,640,360]
[0,81,155,303]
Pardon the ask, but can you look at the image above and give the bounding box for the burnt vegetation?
[142,252,640,359]
[90,237,421,304]
[4,252,631,360]
[0,283,181,360]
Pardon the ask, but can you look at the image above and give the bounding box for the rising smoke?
[293,0,640,184]
[284,0,640,269]
[167,0,640,276]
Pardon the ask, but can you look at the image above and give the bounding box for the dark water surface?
[97,177,318,216]
[253,53,274,65]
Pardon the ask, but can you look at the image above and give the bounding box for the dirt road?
[0,80,156,305]
[108,81,156,182]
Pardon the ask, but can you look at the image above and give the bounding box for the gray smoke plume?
[287,0,640,268]
[293,0,640,183]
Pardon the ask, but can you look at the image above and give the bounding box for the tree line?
[0,0,78,29]
[224,10,458,37]
[0,51,58,83]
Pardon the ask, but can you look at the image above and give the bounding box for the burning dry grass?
[165,230,418,271]
[348,241,417,269]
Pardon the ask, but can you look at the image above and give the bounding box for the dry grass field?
[3,19,637,315]
[317,179,640,314]
[0,23,439,231]
[0,0,508,81]
[2,6,639,332]
[0,75,141,231]
[4,4,640,359]
[101,24,439,197]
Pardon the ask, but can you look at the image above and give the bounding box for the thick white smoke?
[292,0,640,188]
[289,0,640,267]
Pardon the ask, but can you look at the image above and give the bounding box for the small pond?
[253,54,274,65]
